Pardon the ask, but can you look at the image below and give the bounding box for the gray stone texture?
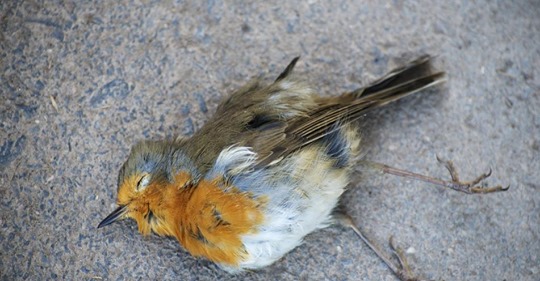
[1,1,539,280]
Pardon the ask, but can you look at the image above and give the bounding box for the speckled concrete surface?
[1,1,539,280]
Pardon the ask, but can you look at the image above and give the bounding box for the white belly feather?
[206,126,360,271]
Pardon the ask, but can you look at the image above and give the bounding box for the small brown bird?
[98,56,507,280]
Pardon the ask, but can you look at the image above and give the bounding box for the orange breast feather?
[165,174,267,265]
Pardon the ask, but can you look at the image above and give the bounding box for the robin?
[98,56,507,280]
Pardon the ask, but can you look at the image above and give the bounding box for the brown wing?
[182,56,445,173]
[253,56,446,168]
[181,57,312,173]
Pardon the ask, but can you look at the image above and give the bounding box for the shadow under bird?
[98,55,507,280]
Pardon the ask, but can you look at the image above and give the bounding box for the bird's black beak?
[98,205,127,228]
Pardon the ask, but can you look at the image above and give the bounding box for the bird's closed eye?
[136,173,151,192]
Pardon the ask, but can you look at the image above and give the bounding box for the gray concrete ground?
[1,1,539,280]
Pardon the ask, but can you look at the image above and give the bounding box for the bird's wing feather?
[252,56,445,167]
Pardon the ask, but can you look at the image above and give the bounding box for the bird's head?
[97,140,197,236]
